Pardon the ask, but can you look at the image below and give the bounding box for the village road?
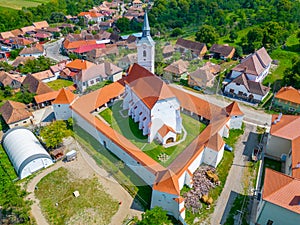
[44,38,69,62]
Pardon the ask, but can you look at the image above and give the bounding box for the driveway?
[169,84,272,127]
[209,123,258,224]
[44,38,69,62]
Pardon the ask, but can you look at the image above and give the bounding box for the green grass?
[99,100,206,167]
[73,125,152,209]
[0,0,50,10]
[260,157,282,185]
[0,144,17,180]
[35,167,119,225]
[185,125,245,224]
[47,79,74,91]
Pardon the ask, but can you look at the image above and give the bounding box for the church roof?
[158,124,175,138]
[142,11,150,36]
[125,64,176,109]
[53,88,76,104]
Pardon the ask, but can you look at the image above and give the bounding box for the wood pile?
[183,166,218,213]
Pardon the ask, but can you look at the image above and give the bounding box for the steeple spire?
[142,10,150,37]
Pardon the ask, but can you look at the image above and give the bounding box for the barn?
[2,128,53,179]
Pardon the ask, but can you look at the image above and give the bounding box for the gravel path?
[25,137,142,225]
[209,123,258,225]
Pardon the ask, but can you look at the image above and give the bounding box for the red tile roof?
[206,133,225,151]
[34,91,59,104]
[153,170,180,195]
[0,100,32,124]
[275,86,300,105]
[225,101,244,116]
[33,21,49,29]
[78,11,104,18]
[66,59,95,71]
[53,88,77,104]
[158,124,175,138]
[263,169,300,214]
[32,70,54,81]
[73,43,105,54]
[125,64,176,109]
[63,40,97,50]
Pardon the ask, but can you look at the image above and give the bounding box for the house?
[0,100,33,128]
[188,65,215,89]
[132,0,143,8]
[31,70,56,83]
[62,40,97,54]
[272,86,300,114]
[72,43,106,59]
[0,31,15,40]
[34,32,52,42]
[34,90,59,109]
[175,38,207,58]
[53,88,77,120]
[163,44,175,59]
[75,61,123,93]
[12,56,35,67]
[65,59,95,78]
[86,45,119,64]
[0,71,22,89]
[118,53,137,70]
[50,60,69,78]
[230,47,272,82]
[224,73,270,103]
[32,21,49,30]
[10,37,34,49]
[254,114,300,225]
[22,74,53,95]
[20,26,36,35]
[209,44,235,60]
[19,44,44,58]
[256,169,300,225]
[78,11,105,24]
[163,59,189,82]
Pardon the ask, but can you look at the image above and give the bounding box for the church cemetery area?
[35,167,119,225]
[99,100,206,166]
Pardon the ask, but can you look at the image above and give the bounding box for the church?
[123,12,182,144]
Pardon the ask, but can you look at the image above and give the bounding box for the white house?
[19,44,45,58]
[123,63,182,144]
[230,47,272,82]
[75,61,123,93]
[53,88,77,120]
[136,11,155,73]
[224,73,270,103]
[31,70,56,83]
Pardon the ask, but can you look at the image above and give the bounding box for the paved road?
[44,38,69,62]
[210,123,258,225]
[169,84,272,127]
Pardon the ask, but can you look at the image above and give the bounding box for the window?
[96,78,100,82]
[289,107,295,112]
[143,50,146,57]
[90,80,94,85]
[266,220,273,225]
[23,121,27,124]
[58,105,60,107]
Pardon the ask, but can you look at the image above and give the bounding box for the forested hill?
[0,0,102,32]
[149,0,300,34]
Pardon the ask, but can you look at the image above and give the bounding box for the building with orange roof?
[19,44,44,58]
[69,62,244,222]
[32,21,49,30]
[255,169,300,225]
[53,88,77,120]
[78,11,104,24]
[32,70,55,83]
[123,64,182,144]
[34,90,59,108]
[273,86,300,114]
[66,59,95,71]
[163,59,189,82]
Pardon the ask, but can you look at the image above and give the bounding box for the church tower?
[137,11,155,73]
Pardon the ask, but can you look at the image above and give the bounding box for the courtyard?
[99,100,206,166]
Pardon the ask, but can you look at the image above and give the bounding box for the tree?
[195,25,219,45]
[229,30,238,42]
[171,28,183,37]
[116,17,130,33]
[136,207,171,225]
[242,27,264,53]
[283,57,300,89]
[40,120,72,149]
[0,62,13,72]
[234,45,243,58]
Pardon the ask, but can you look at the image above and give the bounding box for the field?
[47,79,74,91]
[0,0,49,10]
[35,167,119,225]
[99,100,206,167]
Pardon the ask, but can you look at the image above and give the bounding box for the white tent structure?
[2,128,53,179]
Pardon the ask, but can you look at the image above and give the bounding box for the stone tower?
[137,11,155,73]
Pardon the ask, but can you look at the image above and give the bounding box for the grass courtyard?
[35,167,119,225]
[47,79,74,91]
[99,100,206,167]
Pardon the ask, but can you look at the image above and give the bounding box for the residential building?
[86,45,119,64]
[32,70,56,83]
[230,47,272,82]
[22,74,53,95]
[78,11,104,24]
[118,53,137,70]
[34,90,59,109]
[0,100,33,128]
[12,56,35,67]
[53,88,77,120]
[75,61,123,92]
[175,38,207,58]
[209,44,235,60]
[0,71,22,89]
[224,73,270,103]
[272,86,300,114]
[32,21,49,30]
[163,59,189,82]
[188,65,215,89]
[136,11,155,73]
[50,60,70,78]
[19,44,44,58]
[162,44,175,59]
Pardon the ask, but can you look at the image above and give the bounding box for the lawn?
[99,100,206,166]
[73,125,152,209]
[0,0,49,10]
[0,143,17,179]
[47,79,74,91]
[35,167,119,225]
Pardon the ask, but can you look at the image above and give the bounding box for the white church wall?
[54,103,72,120]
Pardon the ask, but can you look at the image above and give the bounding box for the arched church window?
[143,50,147,57]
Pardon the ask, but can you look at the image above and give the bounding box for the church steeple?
[142,11,150,37]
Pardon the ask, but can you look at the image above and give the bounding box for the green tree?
[136,207,171,225]
[229,30,238,42]
[116,17,130,33]
[0,62,13,72]
[234,45,243,58]
[195,25,219,45]
[283,57,300,89]
[171,28,183,37]
[40,120,72,149]
[243,27,264,53]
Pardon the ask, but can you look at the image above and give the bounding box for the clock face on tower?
[143,44,147,49]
